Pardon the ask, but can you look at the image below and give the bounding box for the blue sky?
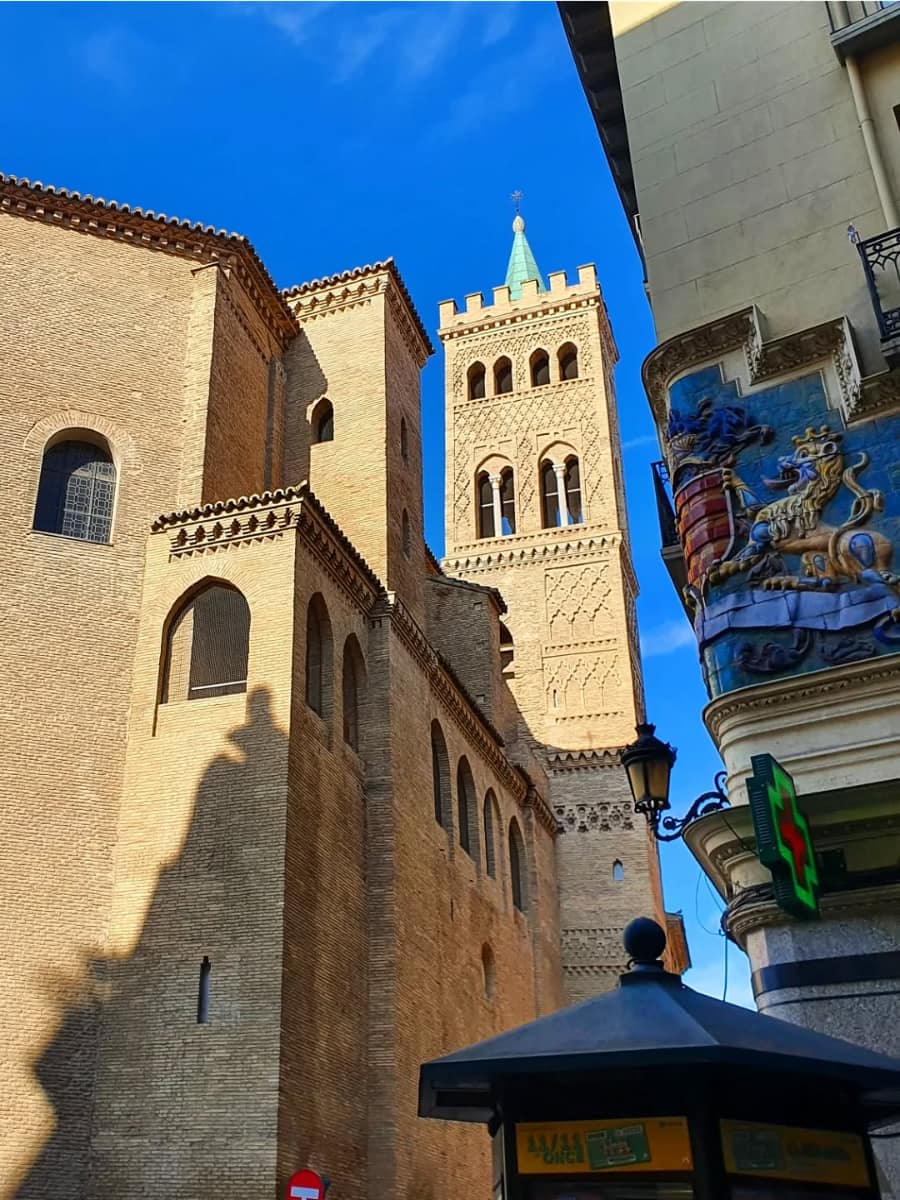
[3,0,751,1005]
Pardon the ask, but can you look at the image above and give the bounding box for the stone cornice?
[704,654,900,743]
[443,527,621,574]
[642,303,900,427]
[284,259,433,362]
[0,172,297,347]
[727,880,900,946]
[152,483,382,613]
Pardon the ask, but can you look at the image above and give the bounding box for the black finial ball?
[623,917,666,963]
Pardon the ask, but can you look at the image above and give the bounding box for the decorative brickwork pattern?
[440,262,668,1008]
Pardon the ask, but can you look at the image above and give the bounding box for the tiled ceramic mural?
[664,366,900,699]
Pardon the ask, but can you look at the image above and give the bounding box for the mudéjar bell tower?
[440,215,675,999]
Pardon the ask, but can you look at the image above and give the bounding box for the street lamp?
[621,722,729,841]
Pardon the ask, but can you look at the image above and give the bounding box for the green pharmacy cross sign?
[748,754,820,920]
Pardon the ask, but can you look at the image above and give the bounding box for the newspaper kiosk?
[419,919,900,1200]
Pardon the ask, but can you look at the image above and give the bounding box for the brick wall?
[0,215,196,1193]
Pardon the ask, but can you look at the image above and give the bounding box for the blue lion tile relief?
[663,366,900,698]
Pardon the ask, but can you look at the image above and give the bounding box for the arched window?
[558,343,579,380]
[467,362,486,400]
[402,509,411,558]
[342,634,366,751]
[509,818,527,912]
[314,400,334,444]
[162,582,250,703]
[305,594,333,720]
[457,756,478,859]
[484,789,500,878]
[499,622,514,676]
[400,417,409,462]
[431,720,451,827]
[481,943,496,999]
[530,349,550,387]
[540,460,560,528]
[500,467,516,535]
[493,356,513,395]
[565,455,583,524]
[33,435,116,543]
[613,859,624,882]
[477,471,495,539]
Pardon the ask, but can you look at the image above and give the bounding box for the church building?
[0,172,685,1200]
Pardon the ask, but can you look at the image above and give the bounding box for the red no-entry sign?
[287,1170,325,1200]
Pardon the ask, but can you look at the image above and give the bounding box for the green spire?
[504,214,546,300]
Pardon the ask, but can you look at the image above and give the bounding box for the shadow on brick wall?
[17,686,288,1198]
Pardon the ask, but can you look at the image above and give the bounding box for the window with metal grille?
[431,720,451,827]
[457,756,478,859]
[33,437,116,543]
[509,818,527,912]
[484,789,500,878]
[162,583,250,703]
[305,594,333,720]
[342,634,366,751]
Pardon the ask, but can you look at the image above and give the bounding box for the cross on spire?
[504,191,546,300]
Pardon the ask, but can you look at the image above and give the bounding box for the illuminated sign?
[747,754,819,919]
[721,1120,870,1188]
[515,1117,692,1175]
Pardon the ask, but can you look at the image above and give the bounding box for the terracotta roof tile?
[1,172,297,338]
[284,257,434,356]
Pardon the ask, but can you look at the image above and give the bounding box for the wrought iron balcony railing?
[853,225,900,350]
[651,460,689,606]
[651,460,679,549]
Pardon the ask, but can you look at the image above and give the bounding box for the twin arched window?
[34,435,116,543]
[541,455,583,528]
[162,583,250,703]
[476,467,516,539]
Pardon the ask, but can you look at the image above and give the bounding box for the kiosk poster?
[516,1117,692,1174]
[721,1120,870,1188]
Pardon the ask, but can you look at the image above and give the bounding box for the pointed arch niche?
[161,580,251,704]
